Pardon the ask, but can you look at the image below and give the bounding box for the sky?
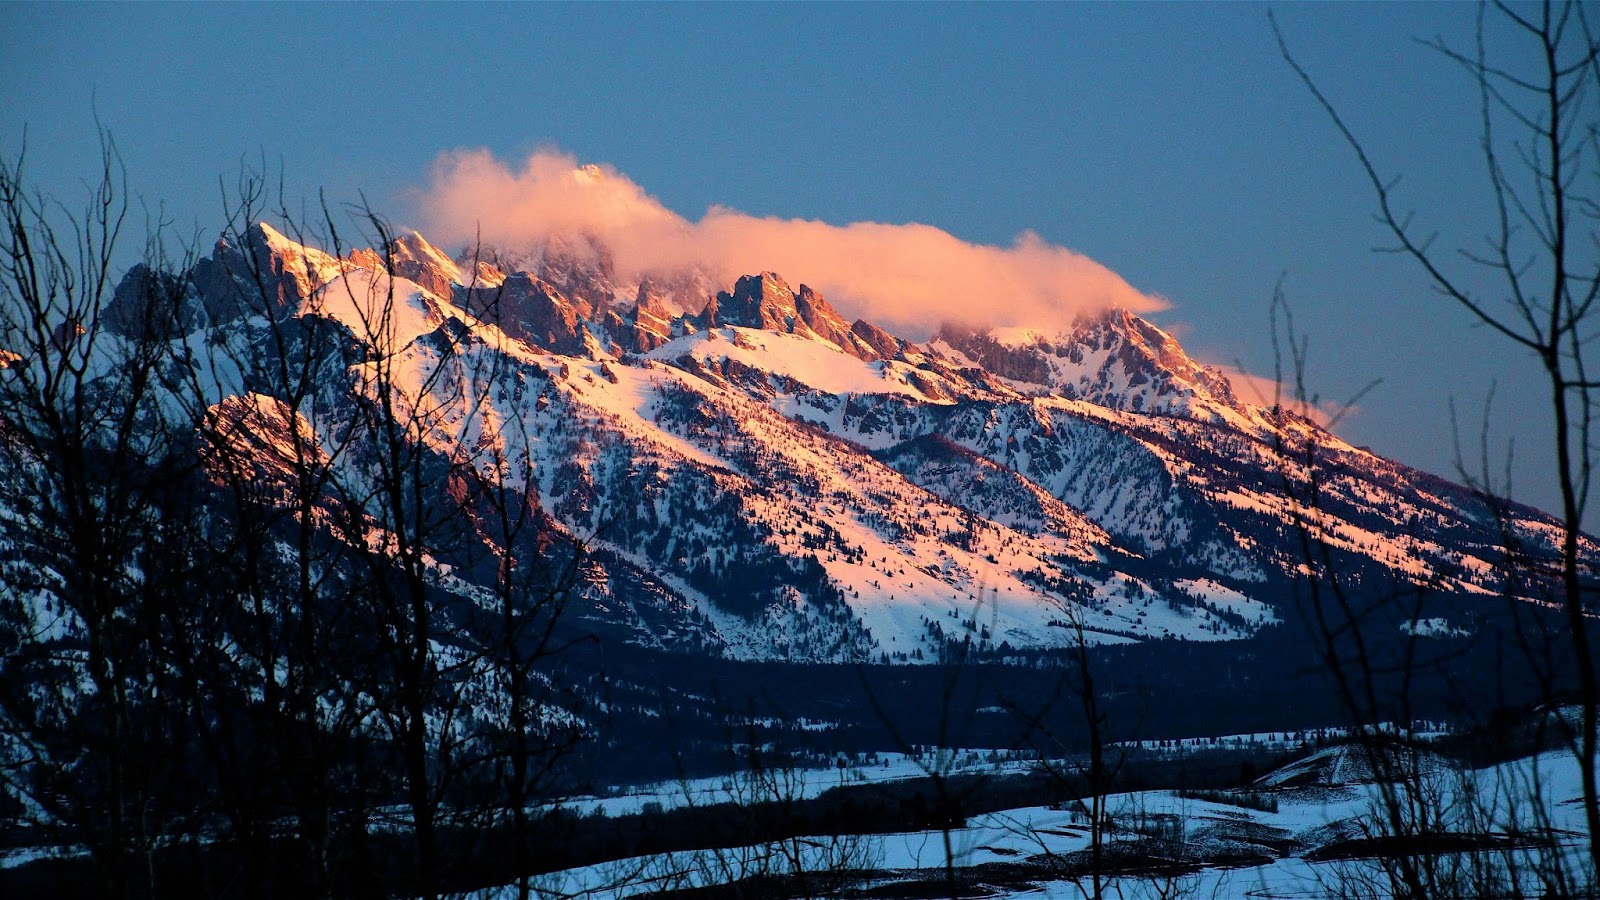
[0,1,1579,522]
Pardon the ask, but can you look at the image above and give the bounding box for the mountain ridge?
[83,221,1588,663]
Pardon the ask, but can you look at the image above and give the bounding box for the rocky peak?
[617,278,675,353]
[104,263,197,340]
[633,277,674,321]
[936,307,1245,418]
[847,319,904,360]
[695,274,892,359]
[644,265,717,318]
[246,222,345,291]
[386,232,461,301]
[934,322,1054,384]
[465,273,594,356]
[186,221,346,325]
[1064,307,1241,410]
[792,284,856,347]
[713,272,799,332]
[535,232,619,310]
[795,284,844,328]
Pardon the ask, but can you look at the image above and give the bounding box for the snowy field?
[500,744,1595,900]
[551,748,1041,818]
[558,723,1452,821]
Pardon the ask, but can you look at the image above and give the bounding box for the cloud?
[415,149,1167,337]
[1220,364,1348,428]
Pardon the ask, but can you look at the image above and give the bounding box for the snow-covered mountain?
[91,223,1584,663]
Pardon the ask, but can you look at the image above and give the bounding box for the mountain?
[7,215,1590,896]
[79,223,1582,664]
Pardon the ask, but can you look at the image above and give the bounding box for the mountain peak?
[935,307,1245,420]
[715,272,799,331]
[530,231,619,309]
[387,231,462,300]
[1063,307,1241,411]
[76,222,1586,668]
[482,273,596,356]
[634,276,673,320]
[695,273,897,360]
[246,220,298,253]
[172,221,349,326]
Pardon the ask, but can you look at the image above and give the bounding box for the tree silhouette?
[1277,1,1600,893]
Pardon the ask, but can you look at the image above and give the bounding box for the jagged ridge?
[92,223,1588,662]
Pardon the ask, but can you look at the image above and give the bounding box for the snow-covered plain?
[499,744,1595,900]
[550,749,1041,819]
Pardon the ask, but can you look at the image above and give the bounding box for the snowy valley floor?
[497,741,1596,900]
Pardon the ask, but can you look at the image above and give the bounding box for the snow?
[157,224,1584,662]
[1401,617,1471,639]
[549,750,1039,819]
[584,362,735,472]
[648,327,941,401]
[985,326,1047,349]
[398,230,465,282]
[503,745,1597,900]
[304,269,445,353]
[252,221,350,292]
[1174,578,1279,627]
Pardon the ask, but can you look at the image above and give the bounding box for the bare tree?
[450,307,593,900]
[1275,0,1600,890]
[0,130,206,898]
[186,176,388,898]
[0,120,629,900]
[996,597,1133,900]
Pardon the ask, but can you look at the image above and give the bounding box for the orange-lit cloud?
[1221,364,1346,428]
[415,149,1167,337]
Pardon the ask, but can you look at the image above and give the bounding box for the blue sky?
[0,2,1571,520]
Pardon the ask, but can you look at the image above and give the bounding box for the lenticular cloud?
[416,149,1167,337]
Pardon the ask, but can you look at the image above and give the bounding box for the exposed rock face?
[847,318,904,361]
[693,273,892,360]
[533,232,619,310]
[936,323,1054,384]
[386,232,459,301]
[103,263,199,341]
[706,272,797,332]
[937,309,1243,417]
[479,274,594,356]
[622,278,676,352]
[189,222,345,324]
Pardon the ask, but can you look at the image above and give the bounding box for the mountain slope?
[90,224,1587,663]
